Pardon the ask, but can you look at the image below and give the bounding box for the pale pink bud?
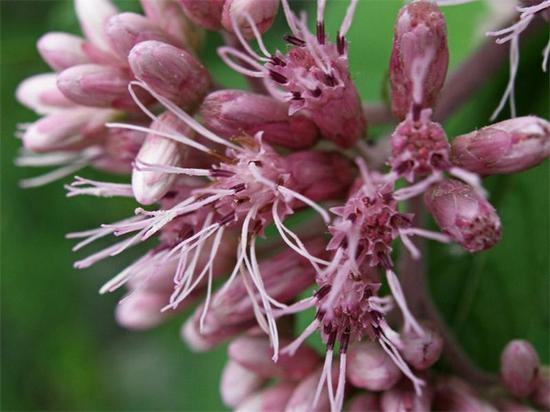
[285,369,333,412]
[37,32,90,72]
[115,290,191,330]
[221,0,279,38]
[75,0,118,55]
[401,323,443,370]
[220,360,265,408]
[22,108,113,152]
[177,0,225,30]
[381,382,433,412]
[105,13,180,61]
[57,64,135,109]
[346,342,402,391]
[140,0,204,52]
[531,366,550,410]
[424,179,502,252]
[347,393,380,412]
[434,377,497,411]
[200,90,319,149]
[390,1,449,120]
[450,116,550,175]
[16,73,75,115]
[228,336,320,381]
[501,340,540,397]
[129,40,210,111]
[94,126,146,174]
[236,383,294,412]
[132,114,184,205]
[285,151,355,201]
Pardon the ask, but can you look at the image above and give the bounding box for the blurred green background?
[1,1,548,411]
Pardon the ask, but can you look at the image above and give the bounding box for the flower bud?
[450,116,550,176]
[221,0,279,39]
[177,0,225,30]
[434,377,497,411]
[22,108,113,152]
[390,1,449,120]
[16,73,75,115]
[129,40,210,111]
[401,323,443,370]
[285,151,355,201]
[381,382,433,412]
[200,90,319,149]
[236,382,294,412]
[220,360,265,408]
[75,0,118,56]
[132,113,185,205]
[346,342,402,391]
[106,12,183,61]
[37,32,90,72]
[57,64,135,109]
[228,336,320,381]
[140,0,204,52]
[285,369,333,412]
[94,126,146,174]
[347,393,380,412]
[501,340,540,397]
[531,366,550,410]
[424,179,501,252]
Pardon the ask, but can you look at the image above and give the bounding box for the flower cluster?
[15,0,549,411]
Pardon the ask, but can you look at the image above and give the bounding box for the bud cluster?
[14,0,549,411]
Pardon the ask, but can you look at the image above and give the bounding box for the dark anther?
[377,251,392,270]
[315,309,326,320]
[163,190,177,199]
[396,160,414,175]
[430,153,450,170]
[291,91,303,100]
[210,168,235,178]
[230,183,246,193]
[390,213,412,229]
[326,330,337,350]
[347,212,357,222]
[317,21,325,44]
[337,33,346,55]
[219,212,235,226]
[382,192,394,204]
[315,284,332,300]
[325,73,337,87]
[412,103,422,122]
[310,88,322,97]
[340,328,351,354]
[270,70,288,84]
[284,34,305,47]
[248,160,263,167]
[269,55,286,66]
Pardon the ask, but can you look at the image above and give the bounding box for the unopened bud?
[57,64,135,109]
[200,90,319,149]
[390,1,449,120]
[424,179,501,252]
[347,393,380,412]
[22,108,113,152]
[531,366,550,410]
[95,126,146,174]
[236,382,294,412]
[220,360,265,408]
[401,323,443,370]
[346,342,402,391]
[75,0,118,56]
[228,336,320,381]
[37,32,90,72]
[381,382,433,412]
[132,113,184,205]
[16,73,75,115]
[501,340,540,398]
[178,0,225,30]
[434,377,497,411]
[450,116,550,176]
[285,151,355,201]
[221,0,279,38]
[285,369,333,412]
[140,0,204,52]
[129,40,210,111]
[106,12,181,61]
